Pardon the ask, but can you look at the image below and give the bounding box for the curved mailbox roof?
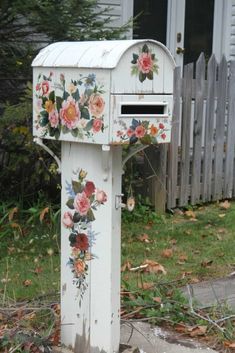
[32,39,175,69]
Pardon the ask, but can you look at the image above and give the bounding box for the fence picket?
[179,63,193,206]
[167,66,181,209]
[213,56,227,200]
[191,53,205,204]
[224,61,235,198]
[202,55,217,202]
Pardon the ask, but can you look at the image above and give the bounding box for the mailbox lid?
[110,94,172,145]
[33,67,110,144]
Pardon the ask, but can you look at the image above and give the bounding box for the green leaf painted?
[80,106,90,120]
[87,209,95,222]
[131,53,139,64]
[54,129,60,140]
[49,90,55,102]
[56,96,63,111]
[73,213,82,223]
[140,134,152,145]
[139,72,146,82]
[146,71,153,80]
[72,89,80,101]
[142,43,149,53]
[40,110,48,118]
[84,119,93,131]
[71,128,78,137]
[63,91,69,100]
[151,53,155,60]
[66,199,74,209]
[72,180,83,194]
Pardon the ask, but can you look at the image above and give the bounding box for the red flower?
[84,181,95,197]
[135,125,146,138]
[137,52,153,74]
[92,118,103,133]
[41,81,50,95]
[161,133,166,140]
[75,233,89,251]
[159,123,165,129]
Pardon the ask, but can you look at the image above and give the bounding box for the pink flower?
[62,211,74,228]
[96,189,107,203]
[137,52,153,74]
[60,97,80,130]
[84,181,95,197]
[89,94,105,117]
[159,123,165,129]
[36,83,41,91]
[41,81,50,95]
[135,125,146,138]
[127,128,135,137]
[161,133,166,140]
[49,109,59,128]
[73,192,90,216]
[92,119,103,133]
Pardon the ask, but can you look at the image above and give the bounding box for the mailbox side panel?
[33,68,111,144]
[110,94,173,145]
[111,41,174,94]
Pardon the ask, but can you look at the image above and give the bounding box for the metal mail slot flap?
[119,102,168,117]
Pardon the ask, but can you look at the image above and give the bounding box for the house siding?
[230,0,235,58]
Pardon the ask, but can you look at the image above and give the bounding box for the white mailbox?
[32,40,175,353]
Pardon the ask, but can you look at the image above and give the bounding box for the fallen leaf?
[153,297,161,303]
[23,279,32,287]
[224,341,235,348]
[34,267,43,274]
[218,213,226,218]
[201,260,213,267]
[169,238,177,245]
[181,271,192,279]
[40,207,49,222]
[179,254,188,262]
[191,277,200,283]
[143,259,167,275]
[8,207,18,221]
[189,325,207,337]
[219,200,230,210]
[138,282,154,290]
[138,233,151,243]
[185,230,192,235]
[175,323,187,333]
[184,210,196,218]
[161,249,173,258]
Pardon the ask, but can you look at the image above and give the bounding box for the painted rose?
[135,125,146,138]
[84,181,95,197]
[74,259,86,275]
[45,100,54,113]
[49,110,59,128]
[73,191,90,216]
[36,83,41,91]
[89,94,105,117]
[161,133,166,140]
[41,80,50,95]
[92,119,103,133]
[159,123,165,129]
[78,118,88,129]
[60,96,80,129]
[137,52,153,74]
[96,189,107,203]
[62,211,74,228]
[75,233,89,251]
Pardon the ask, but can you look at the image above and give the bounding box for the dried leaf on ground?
[161,249,173,258]
[224,341,235,348]
[142,259,167,275]
[40,207,49,222]
[138,233,151,243]
[179,254,188,262]
[219,200,231,210]
[138,282,155,290]
[153,297,162,303]
[23,279,32,287]
[188,325,207,337]
[8,207,18,221]
[184,210,196,218]
[201,260,213,267]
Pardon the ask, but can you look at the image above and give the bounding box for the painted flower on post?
[63,168,107,294]
[89,94,105,118]
[131,44,159,82]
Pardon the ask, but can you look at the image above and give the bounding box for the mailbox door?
[110,94,172,145]
[33,68,111,144]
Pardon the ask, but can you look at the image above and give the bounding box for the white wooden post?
[60,142,122,352]
[32,39,175,353]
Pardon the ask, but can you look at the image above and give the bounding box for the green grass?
[0,200,235,301]
[121,201,235,285]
